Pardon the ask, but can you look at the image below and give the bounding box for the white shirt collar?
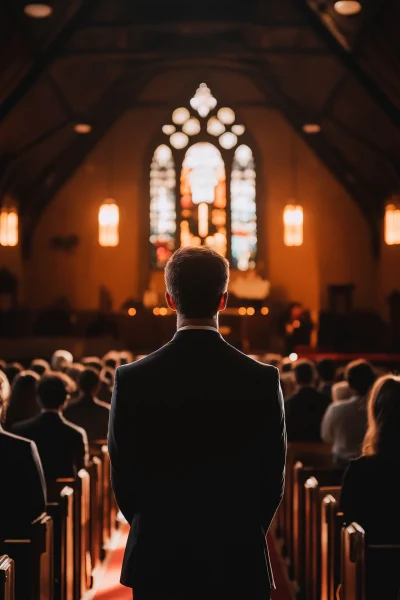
[177,326,219,333]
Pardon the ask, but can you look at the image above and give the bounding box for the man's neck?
[176,315,219,330]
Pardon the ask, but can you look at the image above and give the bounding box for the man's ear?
[218,292,228,312]
[165,292,177,311]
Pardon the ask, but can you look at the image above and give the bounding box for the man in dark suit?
[0,371,46,537]
[12,373,88,482]
[109,246,286,600]
[285,359,331,442]
[64,367,110,442]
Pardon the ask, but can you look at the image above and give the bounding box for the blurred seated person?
[119,350,134,365]
[5,370,40,429]
[81,356,103,373]
[340,375,400,599]
[0,359,6,372]
[279,357,296,399]
[228,268,270,309]
[12,373,88,481]
[331,380,351,403]
[0,371,46,536]
[4,362,23,386]
[278,302,313,355]
[51,349,73,372]
[285,359,331,442]
[102,351,120,370]
[64,367,110,442]
[321,359,376,466]
[316,358,336,399]
[30,358,51,377]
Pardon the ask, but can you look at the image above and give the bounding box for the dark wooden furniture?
[0,555,15,600]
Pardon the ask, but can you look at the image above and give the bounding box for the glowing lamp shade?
[24,3,53,18]
[385,204,400,245]
[74,123,92,134]
[218,107,235,125]
[283,205,303,246]
[162,124,176,135]
[99,200,119,247]
[182,118,201,136]
[0,207,18,247]
[219,132,238,150]
[170,132,189,149]
[207,117,225,137]
[172,107,190,125]
[302,123,321,134]
[232,124,245,136]
[334,1,362,15]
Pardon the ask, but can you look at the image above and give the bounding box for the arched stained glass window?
[231,145,257,270]
[149,83,257,269]
[150,144,176,268]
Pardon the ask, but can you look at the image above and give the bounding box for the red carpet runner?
[93,528,292,600]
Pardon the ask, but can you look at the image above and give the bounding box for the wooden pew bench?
[320,493,343,600]
[0,514,53,600]
[90,441,118,552]
[0,555,15,600]
[340,523,365,600]
[46,485,74,600]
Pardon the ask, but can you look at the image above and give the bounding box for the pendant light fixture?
[99,140,119,247]
[283,132,303,247]
[0,197,19,247]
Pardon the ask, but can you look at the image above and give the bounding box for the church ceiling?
[0,0,397,255]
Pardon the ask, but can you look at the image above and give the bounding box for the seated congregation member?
[285,359,331,442]
[340,375,400,599]
[5,370,40,429]
[12,373,88,481]
[3,362,23,386]
[279,357,296,399]
[0,371,46,536]
[316,358,336,399]
[331,380,351,403]
[109,246,286,600]
[81,356,103,373]
[30,358,51,377]
[64,367,110,442]
[321,359,376,466]
[51,349,73,372]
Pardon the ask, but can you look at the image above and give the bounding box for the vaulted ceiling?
[0,0,398,255]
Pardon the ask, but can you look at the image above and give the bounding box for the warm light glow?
[218,107,235,125]
[198,203,209,238]
[99,200,119,247]
[0,207,18,247]
[283,205,303,246]
[289,353,298,362]
[334,1,362,16]
[247,307,255,316]
[128,308,137,316]
[232,124,245,136]
[302,123,321,134]
[159,307,168,316]
[170,132,189,149]
[24,3,53,18]
[153,307,160,315]
[162,124,176,135]
[172,107,190,125]
[182,118,201,136]
[261,307,269,315]
[231,144,257,271]
[190,83,217,118]
[385,204,400,245]
[74,123,92,134]
[183,143,224,205]
[293,319,301,329]
[219,132,237,150]
[207,117,225,137]
[238,307,247,316]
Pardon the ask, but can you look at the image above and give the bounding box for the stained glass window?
[149,84,257,269]
[150,145,176,268]
[231,145,257,270]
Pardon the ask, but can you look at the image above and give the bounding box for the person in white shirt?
[321,359,376,465]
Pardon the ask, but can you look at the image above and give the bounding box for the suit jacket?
[109,329,286,599]
[285,386,331,442]
[0,427,46,538]
[11,412,88,482]
[64,394,110,442]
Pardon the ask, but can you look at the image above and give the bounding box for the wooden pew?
[0,555,15,600]
[292,463,343,596]
[0,514,53,600]
[46,486,74,600]
[87,457,102,570]
[304,477,342,600]
[340,523,365,600]
[281,442,332,561]
[90,441,118,550]
[320,493,343,600]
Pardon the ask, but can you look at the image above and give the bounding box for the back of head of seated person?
[316,358,336,399]
[293,358,316,389]
[0,370,46,534]
[11,372,88,481]
[102,350,120,370]
[51,349,73,372]
[331,380,352,403]
[345,358,376,399]
[81,356,103,373]
[4,361,24,386]
[29,358,51,377]
[5,369,41,429]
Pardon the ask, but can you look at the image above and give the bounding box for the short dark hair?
[316,358,336,383]
[79,367,100,395]
[164,246,229,318]
[37,373,71,409]
[345,359,376,396]
[30,358,51,377]
[294,359,315,386]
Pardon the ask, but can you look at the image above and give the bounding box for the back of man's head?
[345,359,376,396]
[316,358,336,383]
[164,246,229,318]
[37,374,69,410]
[79,367,100,396]
[294,359,315,386]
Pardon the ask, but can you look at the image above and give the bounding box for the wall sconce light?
[99,199,119,247]
[385,203,400,245]
[0,204,18,247]
[283,205,303,246]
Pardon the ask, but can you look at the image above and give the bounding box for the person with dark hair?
[81,356,103,373]
[285,359,331,442]
[340,375,400,599]
[4,362,24,386]
[0,370,46,536]
[5,369,40,429]
[109,246,286,600]
[64,367,110,442]
[11,373,88,481]
[316,358,336,399]
[321,359,376,465]
[30,358,51,377]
